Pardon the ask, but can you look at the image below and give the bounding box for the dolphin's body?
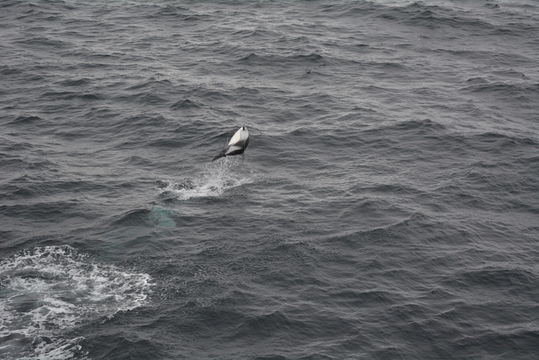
[212,126,249,161]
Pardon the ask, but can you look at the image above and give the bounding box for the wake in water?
[0,246,152,360]
[157,157,256,200]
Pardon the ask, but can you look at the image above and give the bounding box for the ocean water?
[1,0,538,359]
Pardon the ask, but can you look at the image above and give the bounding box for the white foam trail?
[161,158,255,200]
[0,245,153,360]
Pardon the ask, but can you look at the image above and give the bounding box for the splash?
[0,245,152,360]
[158,158,255,200]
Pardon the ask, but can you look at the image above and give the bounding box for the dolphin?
[212,126,249,161]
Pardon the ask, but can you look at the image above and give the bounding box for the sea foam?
[0,245,152,360]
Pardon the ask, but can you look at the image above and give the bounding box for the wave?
[435,48,533,65]
[121,92,169,105]
[441,131,538,155]
[125,78,172,91]
[0,65,24,75]
[150,5,209,22]
[0,156,40,172]
[231,310,306,338]
[6,115,42,125]
[110,208,154,227]
[1,177,105,201]
[232,27,282,39]
[322,212,475,248]
[363,119,447,136]
[240,52,324,63]
[40,91,103,101]
[15,36,70,49]
[448,267,537,292]
[0,200,89,222]
[237,51,357,68]
[322,1,537,38]
[362,119,537,155]
[85,335,165,359]
[111,113,170,132]
[329,289,402,307]
[461,81,539,102]
[373,2,498,32]
[56,78,92,87]
[184,86,234,103]
[110,207,176,228]
[170,98,201,110]
[0,245,152,359]
[454,328,539,358]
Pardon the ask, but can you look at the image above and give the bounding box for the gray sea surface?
[1,0,538,359]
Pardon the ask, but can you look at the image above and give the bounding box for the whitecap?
[0,245,152,360]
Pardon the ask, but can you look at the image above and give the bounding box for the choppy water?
[1,0,538,359]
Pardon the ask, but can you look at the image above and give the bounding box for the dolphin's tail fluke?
[212,150,226,162]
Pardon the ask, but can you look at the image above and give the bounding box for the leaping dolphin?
[212,126,249,161]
